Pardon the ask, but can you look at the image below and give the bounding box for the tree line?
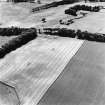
[32,0,80,12]
[0,27,30,36]
[0,28,37,59]
[42,28,105,42]
[65,5,100,16]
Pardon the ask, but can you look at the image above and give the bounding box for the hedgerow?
[32,0,78,12]
[65,5,100,16]
[42,28,105,42]
[0,27,29,36]
[0,28,37,58]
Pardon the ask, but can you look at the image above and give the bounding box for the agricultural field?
[38,40,105,105]
[0,37,83,105]
[0,1,105,105]
[1,1,105,32]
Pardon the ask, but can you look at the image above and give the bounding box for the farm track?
[0,37,84,105]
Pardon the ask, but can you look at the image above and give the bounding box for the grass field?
[1,2,105,33]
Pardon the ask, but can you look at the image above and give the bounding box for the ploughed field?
[0,37,83,105]
[38,40,105,105]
